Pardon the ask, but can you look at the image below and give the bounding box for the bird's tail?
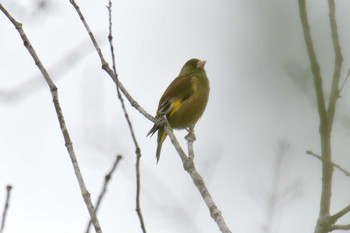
[156,128,167,163]
[147,123,168,163]
[147,124,159,137]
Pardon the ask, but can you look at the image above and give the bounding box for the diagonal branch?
[0,4,103,233]
[330,224,350,231]
[330,204,350,223]
[162,117,232,233]
[85,155,123,233]
[306,150,350,177]
[69,0,155,124]
[338,69,350,95]
[185,127,196,160]
[0,185,12,233]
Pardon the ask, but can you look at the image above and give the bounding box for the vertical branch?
[106,1,147,232]
[298,1,333,224]
[0,185,12,233]
[298,1,332,220]
[298,0,327,119]
[0,4,103,233]
[327,0,343,126]
[299,1,344,233]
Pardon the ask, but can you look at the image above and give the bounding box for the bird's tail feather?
[147,124,159,137]
[156,129,167,163]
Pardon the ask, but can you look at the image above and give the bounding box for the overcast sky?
[1,0,350,233]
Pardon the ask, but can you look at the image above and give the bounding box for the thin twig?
[162,118,232,233]
[306,150,350,177]
[338,69,350,95]
[85,155,123,233]
[69,0,155,124]
[0,185,12,233]
[106,1,147,232]
[0,4,103,233]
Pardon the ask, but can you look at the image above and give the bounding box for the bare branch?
[185,127,196,161]
[298,0,327,124]
[330,204,350,222]
[161,116,188,162]
[162,117,232,233]
[339,69,350,95]
[0,4,103,233]
[327,0,343,123]
[330,224,350,231]
[299,1,334,228]
[0,185,12,233]
[85,155,123,233]
[106,1,147,232]
[306,150,350,177]
[68,0,155,124]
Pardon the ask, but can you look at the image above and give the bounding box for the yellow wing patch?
[169,99,182,117]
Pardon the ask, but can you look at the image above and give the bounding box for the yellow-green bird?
[147,58,210,163]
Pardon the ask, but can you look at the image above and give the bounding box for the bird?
[147,58,210,163]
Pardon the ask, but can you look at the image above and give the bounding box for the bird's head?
[179,58,207,76]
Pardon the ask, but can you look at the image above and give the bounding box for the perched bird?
[147,58,210,163]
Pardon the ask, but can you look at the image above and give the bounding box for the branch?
[338,69,350,96]
[330,204,350,223]
[106,1,147,232]
[306,150,350,177]
[327,0,343,126]
[162,117,232,233]
[330,224,350,231]
[85,155,123,233]
[185,127,196,160]
[299,0,334,225]
[0,4,103,233]
[0,185,12,233]
[298,0,327,124]
[161,116,188,162]
[68,0,155,124]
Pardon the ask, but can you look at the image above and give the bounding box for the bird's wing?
[157,74,196,116]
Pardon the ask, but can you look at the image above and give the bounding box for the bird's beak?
[197,60,207,68]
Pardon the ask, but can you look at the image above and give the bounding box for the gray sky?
[0,0,350,233]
